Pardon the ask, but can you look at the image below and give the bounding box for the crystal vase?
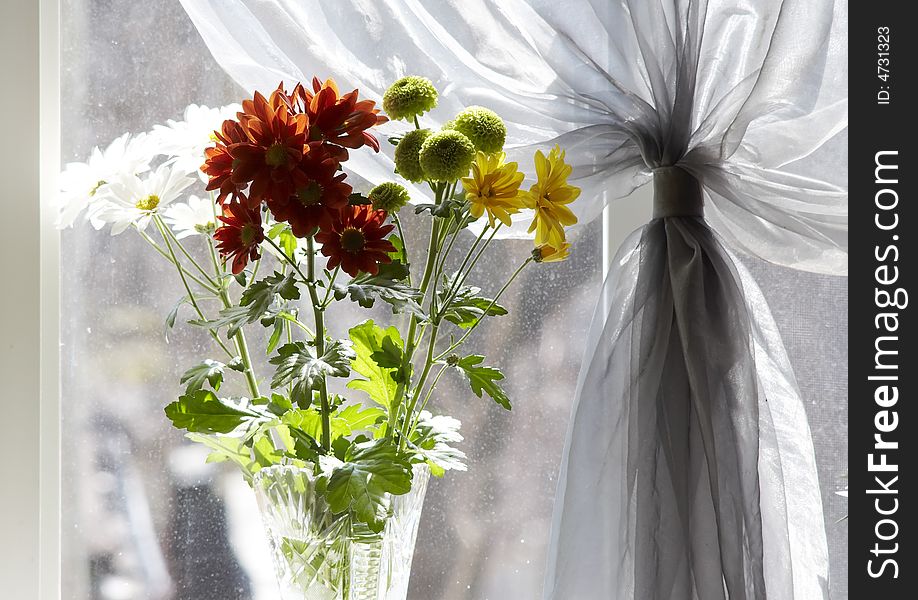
[253,464,430,600]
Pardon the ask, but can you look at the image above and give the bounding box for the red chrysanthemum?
[315,204,396,277]
[229,90,310,206]
[213,201,265,274]
[266,143,354,237]
[287,78,387,152]
[202,119,249,204]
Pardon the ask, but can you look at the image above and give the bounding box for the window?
[6,2,844,599]
[58,2,602,598]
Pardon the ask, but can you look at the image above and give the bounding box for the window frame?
[0,0,60,597]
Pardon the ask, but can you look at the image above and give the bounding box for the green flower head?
[383,76,438,121]
[446,106,506,153]
[368,181,411,213]
[394,128,432,183]
[418,130,476,182]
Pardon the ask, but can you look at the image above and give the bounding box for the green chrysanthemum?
[394,128,432,183]
[418,130,476,182]
[383,76,438,121]
[368,181,411,213]
[447,106,506,153]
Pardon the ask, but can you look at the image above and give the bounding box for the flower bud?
[383,76,438,121]
[394,128,432,182]
[532,242,572,263]
[418,130,476,182]
[368,181,411,213]
[446,106,506,153]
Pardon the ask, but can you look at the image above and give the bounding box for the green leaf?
[348,192,372,206]
[266,318,285,355]
[270,340,356,403]
[438,285,508,329]
[454,355,511,410]
[414,199,455,219]
[268,223,298,257]
[370,335,404,369]
[189,305,254,339]
[281,408,325,440]
[165,295,190,329]
[165,390,265,434]
[347,320,404,409]
[325,440,413,532]
[241,271,301,319]
[410,411,466,477]
[250,422,294,467]
[336,404,386,432]
[334,260,424,317]
[179,359,233,393]
[387,235,405,261]
[186,433,259,482]
[282,407,348,442]
[266,393,294,415]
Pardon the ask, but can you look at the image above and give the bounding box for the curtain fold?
[180,0,847,274]
[544,217,828,599]
[180,1,846,597]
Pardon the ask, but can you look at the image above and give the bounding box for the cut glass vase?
[253,464,430,600]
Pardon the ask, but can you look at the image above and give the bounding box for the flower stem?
[264,237,311,285]
[392,213,411,286]
[198,222,262,398]
[320,265,341,308]
[409,363,449,437]
[305,236,332,452]
[136,228,218,294]
[435,256,532,361]
[159,217,220,285]
[150,218,234,359]
[390,189,443,441]
[399,321,439,449]
[439,224,501,313]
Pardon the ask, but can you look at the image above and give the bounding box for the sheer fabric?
[180,0,846,598]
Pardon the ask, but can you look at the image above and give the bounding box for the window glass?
[60,2,602,599]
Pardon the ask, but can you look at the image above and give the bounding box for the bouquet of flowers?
[60,75,579,599]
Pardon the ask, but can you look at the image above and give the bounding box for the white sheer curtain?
[179,1,847,598]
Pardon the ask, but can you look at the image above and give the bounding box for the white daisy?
[152,103,242,179]
[91,163,195,235]
[163,194,220,239]
[57,132,154,228]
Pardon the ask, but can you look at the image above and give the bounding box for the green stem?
[437,224,492,313]
[320,265,341,308]
[389,193,443,441]
[409,363,449,437]
[150,219,234,359]
[393,213,412,287]
[159,217,220,285]
[440,224,501,313]
[249,256,261,285]
[435,257,532,361]
[400,321,439,449]
[227,303,261,398]
[264,237,311,285]
[200,224,262,399]
[136,228,218,294]
[305,236,332,452]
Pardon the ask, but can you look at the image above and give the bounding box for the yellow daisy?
[522,146,580,247]
[532,242,572,263]
[461,151,525,227]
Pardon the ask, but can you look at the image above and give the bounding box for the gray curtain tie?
[653,166,704,219]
